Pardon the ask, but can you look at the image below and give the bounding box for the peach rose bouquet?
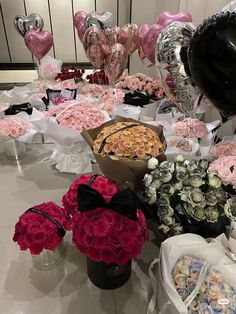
[82,117,166,190]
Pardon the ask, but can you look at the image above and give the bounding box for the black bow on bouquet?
[77,184,140,220]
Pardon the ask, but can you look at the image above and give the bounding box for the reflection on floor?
[0,143,159,314]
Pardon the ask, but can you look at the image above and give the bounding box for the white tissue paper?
[1,84,40,104]
[31,108,110,174]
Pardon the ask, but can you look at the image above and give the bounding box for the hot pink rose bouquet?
[62,174,120,221]
[72,207,148,266]
[13,202,69,255]
[0,116,29,139]
[174,118,208,139]
[213,141,236,158]
[44,100,105,131]
[66,175,149,266]
[209,156,236,189]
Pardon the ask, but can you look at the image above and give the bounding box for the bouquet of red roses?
[13,202,69,255]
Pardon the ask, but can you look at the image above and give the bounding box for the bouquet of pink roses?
[116,72,164,100]
[212,140,236,158]
[173,118,208,139]
[13,202,69,255]
[32,100,109,174]
[78,83,104,98]
[44,100,106,131]
[99,88,124,114]
[0,116,29,139]
[209,156,236,190]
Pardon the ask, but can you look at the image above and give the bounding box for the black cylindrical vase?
[86,257,132,290]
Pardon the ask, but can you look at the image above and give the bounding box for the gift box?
[81,116,166,190]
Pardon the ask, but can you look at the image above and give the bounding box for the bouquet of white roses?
[144,155,230,238]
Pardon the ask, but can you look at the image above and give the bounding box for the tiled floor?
[0,143,159,314]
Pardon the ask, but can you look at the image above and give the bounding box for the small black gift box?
[86,257,131,290]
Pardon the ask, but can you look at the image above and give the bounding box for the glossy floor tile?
[0,143,159,314]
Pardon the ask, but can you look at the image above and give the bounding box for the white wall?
[0,0,231,68]
[129,0,231,75]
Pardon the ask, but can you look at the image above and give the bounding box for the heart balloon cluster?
[155,1,236,118]
[138,11,192,64]
[74,11,138,83]
[14,13,53,60]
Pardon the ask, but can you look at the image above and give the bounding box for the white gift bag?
[147,234,236,314]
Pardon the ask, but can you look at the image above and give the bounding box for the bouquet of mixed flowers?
[70,175,149,266]
[116,72,164,100]
[144,155,229,238]
[13,202,69,255]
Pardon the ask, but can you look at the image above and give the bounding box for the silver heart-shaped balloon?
[14,13,44,37]
[84,11,114,30]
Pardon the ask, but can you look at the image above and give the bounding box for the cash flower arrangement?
[93,121,165,160]
[13,202,69,255]
[172,255,236,313]
[71,175,149,266]
[116,72,164,99]
[44,100,105,131]
[0,116,29,139]
[144,155,229,237]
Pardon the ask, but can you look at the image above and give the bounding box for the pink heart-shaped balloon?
[137,24,163,64]
[24,29,53,60]
[119,23,139,55]
[156,11,192,28]
[74,11,87,42]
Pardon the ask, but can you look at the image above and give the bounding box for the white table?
[0,143,159,314]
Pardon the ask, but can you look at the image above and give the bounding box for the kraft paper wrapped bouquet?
[81,116,166,190]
